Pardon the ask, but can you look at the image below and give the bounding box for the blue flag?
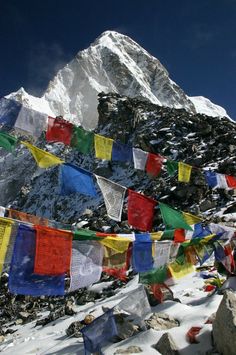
[59,163,97,197]
[132,241,153,272]
[81,309,118,355]
[112,141,133,162]
[192,223,212,239]
[204,170,217,188]
[0,97,22,128]
[135,233,152,242]
[9,224,65,296]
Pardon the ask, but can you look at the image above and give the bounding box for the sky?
[0,0,236,118]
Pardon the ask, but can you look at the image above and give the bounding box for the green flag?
[70,126,94,154]
[73,228,101,240]
[159,202,193,231]
[139,266,168,285]
[161,229,175,240]
[166,160,178,176]
[0,131,17,152]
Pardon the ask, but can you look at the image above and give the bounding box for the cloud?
[26,42,72,96]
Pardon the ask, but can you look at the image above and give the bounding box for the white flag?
[14,106,47,138]
[95,175,126,221]
[118,284,151,319]
[133,148,148,170]
[216,174,229,189]
[153,241,172,268]
[69,241,104,292]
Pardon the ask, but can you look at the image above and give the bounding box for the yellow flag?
[22,141,64,168]
[178,162,192,183]
[94,134,113,160]
[100,236,130,253]
[183,212,203,225]
[168,261,195,279]
[150,232,163,240]
[0,218,13,274]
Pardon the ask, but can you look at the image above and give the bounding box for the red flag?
[34,226,73,275]
[46,116,73,145]
[146,153,164,177]
[128,190,156,231]
[174,228,185,242]
[226,175,236,188]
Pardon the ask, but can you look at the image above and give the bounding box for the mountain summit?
[7,30,229,129]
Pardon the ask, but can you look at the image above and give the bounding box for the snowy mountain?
[6,30,229,129]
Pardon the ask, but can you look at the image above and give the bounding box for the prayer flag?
[94,134,113,160]
[135,233,152,242]
[103,246,127,268]
[132,148,148,170]
[34,226,72,275]
[14,106,47,138]
[183,212,203,225]
[216,173,229,189]
[225,175,236,189]
[112,141,133,162]
[70,126,94,154]
[9,224,65,296]
[59,163,97,196]
[192,223,212,239]
[118,284,151,319]
[0,97,21,127]
[145,153,164,177]
[0,131,17,152]
[150,231,163,240]
[81,309,118,355]
[204,170,217,188]
[100,236,131,253]
[46,116,73,145]
[22,141,64,168]
[132,240,153,272]
[95,175,126,221]
[73,229,100,240]
[174,228,185,242]
[166,160,178,176]
[128,190,156,231]
[8,209,48,226]
[178,162,192,183]
[159,202,193,231]
[0,219,13,274]
[168,260,195,279]
[69,240,103,291]
[139,265,168,285]
[153,241,171,268]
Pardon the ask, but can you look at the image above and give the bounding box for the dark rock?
[114,346,143,354]
[153,332,179,354]
[66,321,84,338]
[113,313,140,341]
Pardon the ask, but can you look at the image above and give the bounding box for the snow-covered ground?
[0,271,223,355]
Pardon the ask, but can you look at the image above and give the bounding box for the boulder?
[145,313,179,331]
[213,290,236,355]
[153,332,179,354]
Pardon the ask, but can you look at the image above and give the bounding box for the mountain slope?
[6,31,229,130]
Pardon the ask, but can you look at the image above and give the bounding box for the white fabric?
[153,241,171,268]
[118,284,151,319]
[95,175,126,221]
[0,206,5,217]
[69,241,104,292]
[132,148,148,170]
[216,173,229,190]
[117,233,135,241]
[185,226,194,240]
[14,106,48,138]
[209,223,235,241]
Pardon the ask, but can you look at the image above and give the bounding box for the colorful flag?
[112,141,133,162]
[0,97,22,127]
[159,202,192,231]
[73,229,100,240]
[8,209,48,226]
[95,175,126,221]
[81,309,118,355]
[128,190,156,231]
[34,226,72,275]
[69,241,103,291]
[0,131,17,152]
[46,116,73,145]
[94,134,113,160]
[132,240,153,272]
[153,241,171,268]
[0,219,13,274]
[70,126,94,154]
[14,106,47,138]
[216,173,229,189]
[225,175,236,189]
[9,224,65,296]
[168,260,195,279]
[100,236,131,253]
[178,162,192,183]
[204,170,217,188]
[132,148,148,170]
[59,163,97,196]
[139,265,168,285]
[183,212,203,225]
[166,160,178,176]
[22,141,64,168]
[146,153,164,177]
[174,228,185,242]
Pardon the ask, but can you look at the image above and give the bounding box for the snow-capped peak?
[189,96,230,119]
[5,30,230,129]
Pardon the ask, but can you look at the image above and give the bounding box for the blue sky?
[1,0,236,118]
